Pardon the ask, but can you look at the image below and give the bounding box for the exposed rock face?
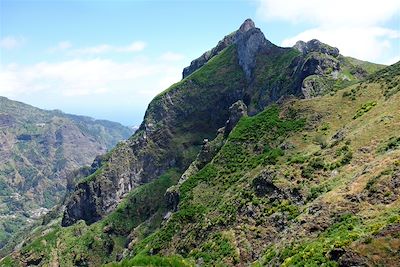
[183,18,274,81]
[301,75,332,98]
[300,53,340,77]
[61,19,384,228]
[62,131,165,226]
[252,170,279,197]
[62,48,247,226]
[294,39,339,57]
[235,25,274,81]
[165,188,180,212]
[224,100,248,135]
[294,40,345,98]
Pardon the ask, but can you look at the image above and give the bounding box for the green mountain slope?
[0,97,132,250]
[61,19,382,229]
[0,19,393,266]
[125,62,399,266]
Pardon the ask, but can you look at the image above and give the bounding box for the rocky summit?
[2,19,399,267]
[182,19,275,81]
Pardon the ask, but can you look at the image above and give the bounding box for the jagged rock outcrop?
[293,39,368,98]
[294,39,339,57]
[183,19,274,81]
[234,21,275,81]
[62,131,166,226]
[224,100,248,135]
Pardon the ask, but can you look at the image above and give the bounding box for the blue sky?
[1,0,399,126]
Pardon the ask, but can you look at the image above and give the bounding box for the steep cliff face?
[61,44,247,226]
[61,19,384,228]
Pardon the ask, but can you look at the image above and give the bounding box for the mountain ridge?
[1,19,397,267]
[61,18,385,228]
[0,96,133,250]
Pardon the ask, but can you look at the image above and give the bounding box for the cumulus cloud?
[281,26,399,62]
[256,0,400,63]
[0,36,25,49]
[116,41,146,52]
[48,41,73,52]
[0,57,182,99]
[71,41,146,55]
[257,0,400,26]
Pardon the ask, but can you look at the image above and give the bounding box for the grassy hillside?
[3,62,398,266]
[118,61,400,266]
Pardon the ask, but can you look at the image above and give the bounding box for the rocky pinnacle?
[182,18,274,81]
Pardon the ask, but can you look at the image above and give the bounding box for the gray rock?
[182,18,275,81]
[238,18,255,32]
[224,100,248,135]
[252,170,279,197]
[165,187,180,212]
[235,26,274,81]
[294,39,339,57]
[332,129,346,142]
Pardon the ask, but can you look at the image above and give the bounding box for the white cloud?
[57,41,72,50]
[281,26,399,62]
[116,41,146,52]
[160,52,185,62]
[0,36,25,49]
[256,0,400,63]
[0,56,184,100]
[48,41,73,53]
[73,44,112,54]
[256,0,400,26]
[71,41,146,55]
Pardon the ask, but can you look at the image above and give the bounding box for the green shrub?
[314,134,328,148]
[378,136,400,153]
[189,233,238,264]
[309,157,325,170]
[353,101,377,119]
[301,165,314,179]
[288,153,308,164]
[109,255,192,267]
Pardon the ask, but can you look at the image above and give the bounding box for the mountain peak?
[182,18,274,80]
[238,18,255,32]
